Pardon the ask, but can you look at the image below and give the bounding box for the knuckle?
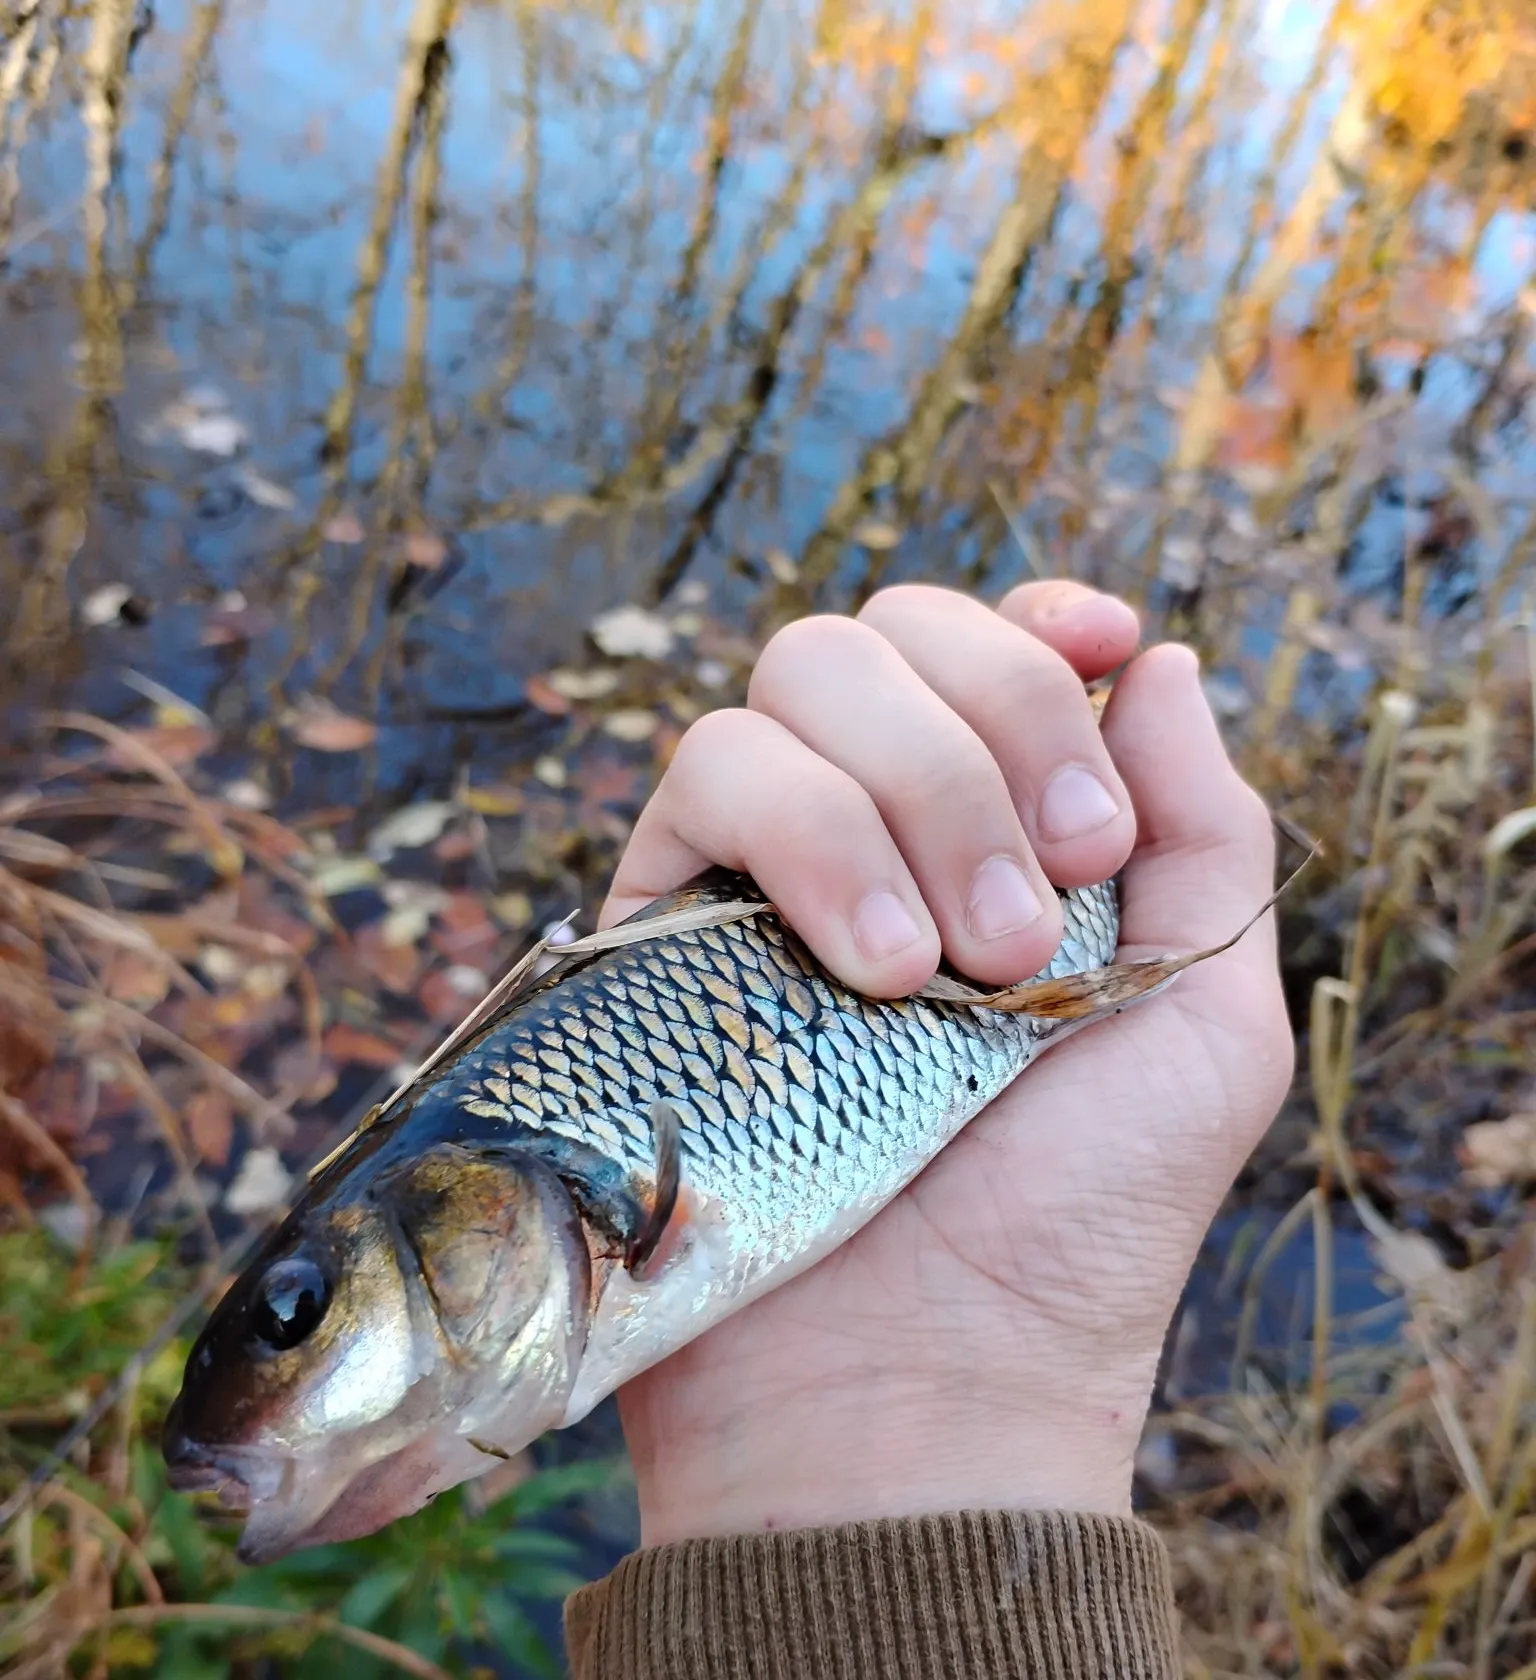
[858,583,962,628]
[749,613,876,708]
[666,707,763,788]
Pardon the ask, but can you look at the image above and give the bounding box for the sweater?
[564,1510,1180,1678]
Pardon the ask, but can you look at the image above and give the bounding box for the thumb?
[1102,643,1278,966]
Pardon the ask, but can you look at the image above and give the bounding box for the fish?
[163,866,1128,1562]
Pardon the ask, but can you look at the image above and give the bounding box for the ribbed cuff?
[564,1509,1180,1680]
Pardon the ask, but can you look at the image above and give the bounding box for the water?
[5,0,1533,806]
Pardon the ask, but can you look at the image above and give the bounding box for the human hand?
[600,583,1292,1545]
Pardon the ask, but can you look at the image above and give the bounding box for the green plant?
[0,1227,624,1679]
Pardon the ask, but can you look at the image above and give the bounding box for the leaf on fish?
[915,839,1318,1018]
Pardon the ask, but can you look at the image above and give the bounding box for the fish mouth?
[161,1428,262,1517]
[164,1418,515,1564]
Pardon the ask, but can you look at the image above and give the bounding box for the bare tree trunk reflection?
[788,3,1138,610]
[9,0,131,658]
[0,0,60,252]
[321,0,459,466]
[131,0,223,297]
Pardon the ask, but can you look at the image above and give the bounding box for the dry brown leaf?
[430,893,500,969]
[916,842,1316,1018]
[419,966,483,1025]
[186,1089,235,1167]
[1460,1114,1536,1188]
[353,922,422,995]
[524,674,573,716]
[0,961,61,1094]
[289,699,378,753]
[100,949,174,1010]
[323,1022,408,1068]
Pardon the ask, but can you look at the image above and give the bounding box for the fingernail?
[853,890,923,962]
[1039,765,1119,841]
[966,856,1044,941]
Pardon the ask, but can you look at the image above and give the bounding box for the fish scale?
[436,871,1120,1287]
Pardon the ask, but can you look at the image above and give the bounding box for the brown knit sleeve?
[563,1509,1180,1680]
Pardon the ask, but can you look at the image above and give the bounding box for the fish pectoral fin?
[625,1099,682,1279]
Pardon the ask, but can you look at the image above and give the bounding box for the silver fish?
[164,868,1122,1561]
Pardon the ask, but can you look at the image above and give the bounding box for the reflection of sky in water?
[5,0,1535,797]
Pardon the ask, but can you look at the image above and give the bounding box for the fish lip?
[162,1429,266,1514]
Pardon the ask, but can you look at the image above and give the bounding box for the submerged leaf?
[226,1147,292,1217]
[289,700,377,753]
[590,604,675,659]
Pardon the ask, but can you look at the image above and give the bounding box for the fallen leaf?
[366,801,456,859]
[402,527,448,569]
[419,964,487,1024]
[271,1040,336,1103]
[0,953,61,1091]
[187,1090,235,1167]
[590,604,675,659]
[82,583,134,627]
[354,922,422,994]
[234,465,297,511]
[226,1146,292,1217]
[431,892,499,968]
[852,519,902,550]
[323,1022,408,1068]
[180,410,247,457]
[289,698,377,753]
[603,708,659,742]
[310,855,384,896]
[380,904,432,949]
[1368,1226,1467,1317]
[491,890,533,929]
[524,674,573,715]
[100,949,173,1010]
[460,783,525,817]
[1461,1114,1536,1188]
[323,510,366,544]
[543,667,621,701]
[432,831,477,862]
[201,603,276,647]
[382,880,452,915]
[198,944,247,987]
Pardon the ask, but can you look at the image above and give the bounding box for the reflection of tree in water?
[0,0,1533,727]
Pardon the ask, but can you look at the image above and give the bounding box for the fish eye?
[250,1256,331,1352]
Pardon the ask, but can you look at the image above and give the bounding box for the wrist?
[622,1366,1153,1547]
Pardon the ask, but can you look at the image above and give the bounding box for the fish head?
[164,1139,592,1562]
